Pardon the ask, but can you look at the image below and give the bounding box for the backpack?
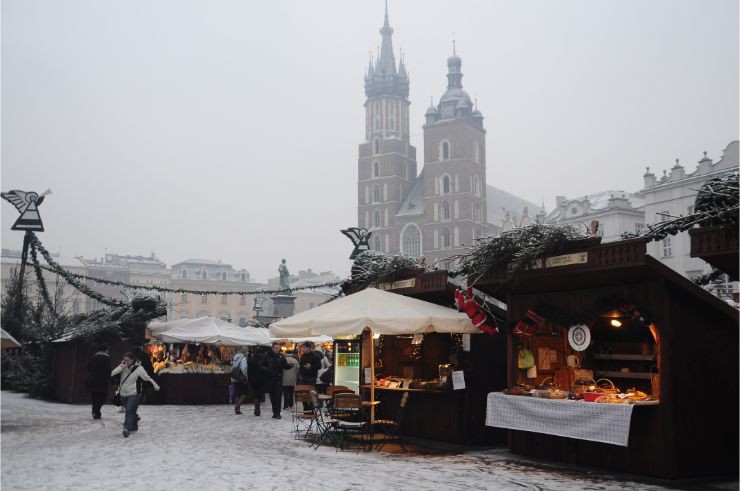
[230,365,246,383]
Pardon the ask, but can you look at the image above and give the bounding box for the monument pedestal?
[271,294,296,318]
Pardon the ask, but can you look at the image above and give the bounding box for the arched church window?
[373,185,381,203]
[440,140,450,161]
[473,176,480,197]
[442,201,450,221]
[373,235,382,251]
[442,175,451,194]
[373,138,380,155]
[442,228,451,249]
[401,224,422,259]
[373,210,381,229]
[373,161,379,178]
[473,141,480,164]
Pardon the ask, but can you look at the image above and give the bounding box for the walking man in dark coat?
[261,343,290,419]
[86,342,111,419]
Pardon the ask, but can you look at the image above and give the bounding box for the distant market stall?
[144,316,275,404]
[474,237,738,478]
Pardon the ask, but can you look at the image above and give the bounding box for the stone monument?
[271,258,296,318]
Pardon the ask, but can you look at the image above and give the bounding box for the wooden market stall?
[475,237,738,478]
[274,275,508,446]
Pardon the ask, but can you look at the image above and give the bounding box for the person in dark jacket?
[261,343,291,419]
[248,347,268,416]
[298,342,321,386]
[86,342,111,419]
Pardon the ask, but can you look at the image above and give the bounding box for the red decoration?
[455,287,499,335]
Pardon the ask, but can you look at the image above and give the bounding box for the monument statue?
[278,258,290,291]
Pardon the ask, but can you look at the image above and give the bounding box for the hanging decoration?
[410,333,424,360]
[512,309,545,338]
[453,287,499,334]
[512,297,653,337]
[567,324,592,351]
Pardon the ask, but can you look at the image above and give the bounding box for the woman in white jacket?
[111,352,160,438]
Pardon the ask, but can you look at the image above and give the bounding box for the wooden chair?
[331,394,367,452]
[295,384,315,393]
[374,392,410,452]
[326,385,353,397]
[292,391,317,439]
[331,393,362,422]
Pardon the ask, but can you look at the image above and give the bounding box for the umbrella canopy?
[272,334,334,344]
[148,317,191,337]
[1,328,21,349]
[153,316,274,346]
[270,287,479,337]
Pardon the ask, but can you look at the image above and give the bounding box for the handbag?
[230,365,246,383]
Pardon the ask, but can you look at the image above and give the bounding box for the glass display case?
[333,338,361,393]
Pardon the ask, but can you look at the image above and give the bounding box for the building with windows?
[546,191,645,242]
[641,140,738,296]
[357,6,539,269]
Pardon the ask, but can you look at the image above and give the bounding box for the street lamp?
[252,296,268,324]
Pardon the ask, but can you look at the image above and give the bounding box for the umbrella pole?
[370,329,375,424]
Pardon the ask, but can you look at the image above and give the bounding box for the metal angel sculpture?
[341,227,372,259]
[1,189,52,232]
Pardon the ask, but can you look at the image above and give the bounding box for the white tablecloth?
[485,392,635,447]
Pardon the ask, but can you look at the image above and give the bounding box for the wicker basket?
[595,378,619,394]
[570,377,596,400]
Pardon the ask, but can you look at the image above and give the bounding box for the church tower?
[357,4,417,254]
[421,44,488,267]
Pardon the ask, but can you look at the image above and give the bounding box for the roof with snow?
[486,185,543,227]
[547,190,644,221]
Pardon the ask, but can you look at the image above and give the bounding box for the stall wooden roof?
[689,225,739,281]
[469,237,738,322]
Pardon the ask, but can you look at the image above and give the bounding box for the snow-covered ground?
[0,391,733,490]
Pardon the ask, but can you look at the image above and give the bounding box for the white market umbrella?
[269,287,479,337]
[270,288,479,422]
[1,328,21,349]
[155,316,274,346]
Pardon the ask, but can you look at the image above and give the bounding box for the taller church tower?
[357,4,417,254]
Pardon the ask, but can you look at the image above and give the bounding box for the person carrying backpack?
[111,352,160,438]
[231,347,249,415]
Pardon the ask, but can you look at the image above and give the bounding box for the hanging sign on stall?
[452,370,466,390]
[529,252,589,270]
[376,278,416,291]
[462,333,471,352]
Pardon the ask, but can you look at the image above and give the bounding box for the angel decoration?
[340,227,372,259]
[1,189,52,232]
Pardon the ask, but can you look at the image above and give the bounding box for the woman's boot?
[254,401,261,416]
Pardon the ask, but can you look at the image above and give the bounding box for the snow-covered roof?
[171,259,233,268]
[547,190,644,221]
[486,185,543,227]
[396,176,425,217]
[1,250,86,269]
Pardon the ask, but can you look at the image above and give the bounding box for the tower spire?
[377,0,397,75]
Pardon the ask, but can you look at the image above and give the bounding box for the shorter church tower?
[420,45,488,267]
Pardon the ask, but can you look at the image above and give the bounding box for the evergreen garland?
[450,223,589,282]
[348,250,422,287]
[634,171,739,242]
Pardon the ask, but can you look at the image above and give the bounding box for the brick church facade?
[357,6,539,268]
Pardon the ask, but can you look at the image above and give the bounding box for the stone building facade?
[640,140,738,294]
[357,7,539,269]
[546,191,645,242]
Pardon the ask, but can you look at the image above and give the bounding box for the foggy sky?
[2,0,738,283]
